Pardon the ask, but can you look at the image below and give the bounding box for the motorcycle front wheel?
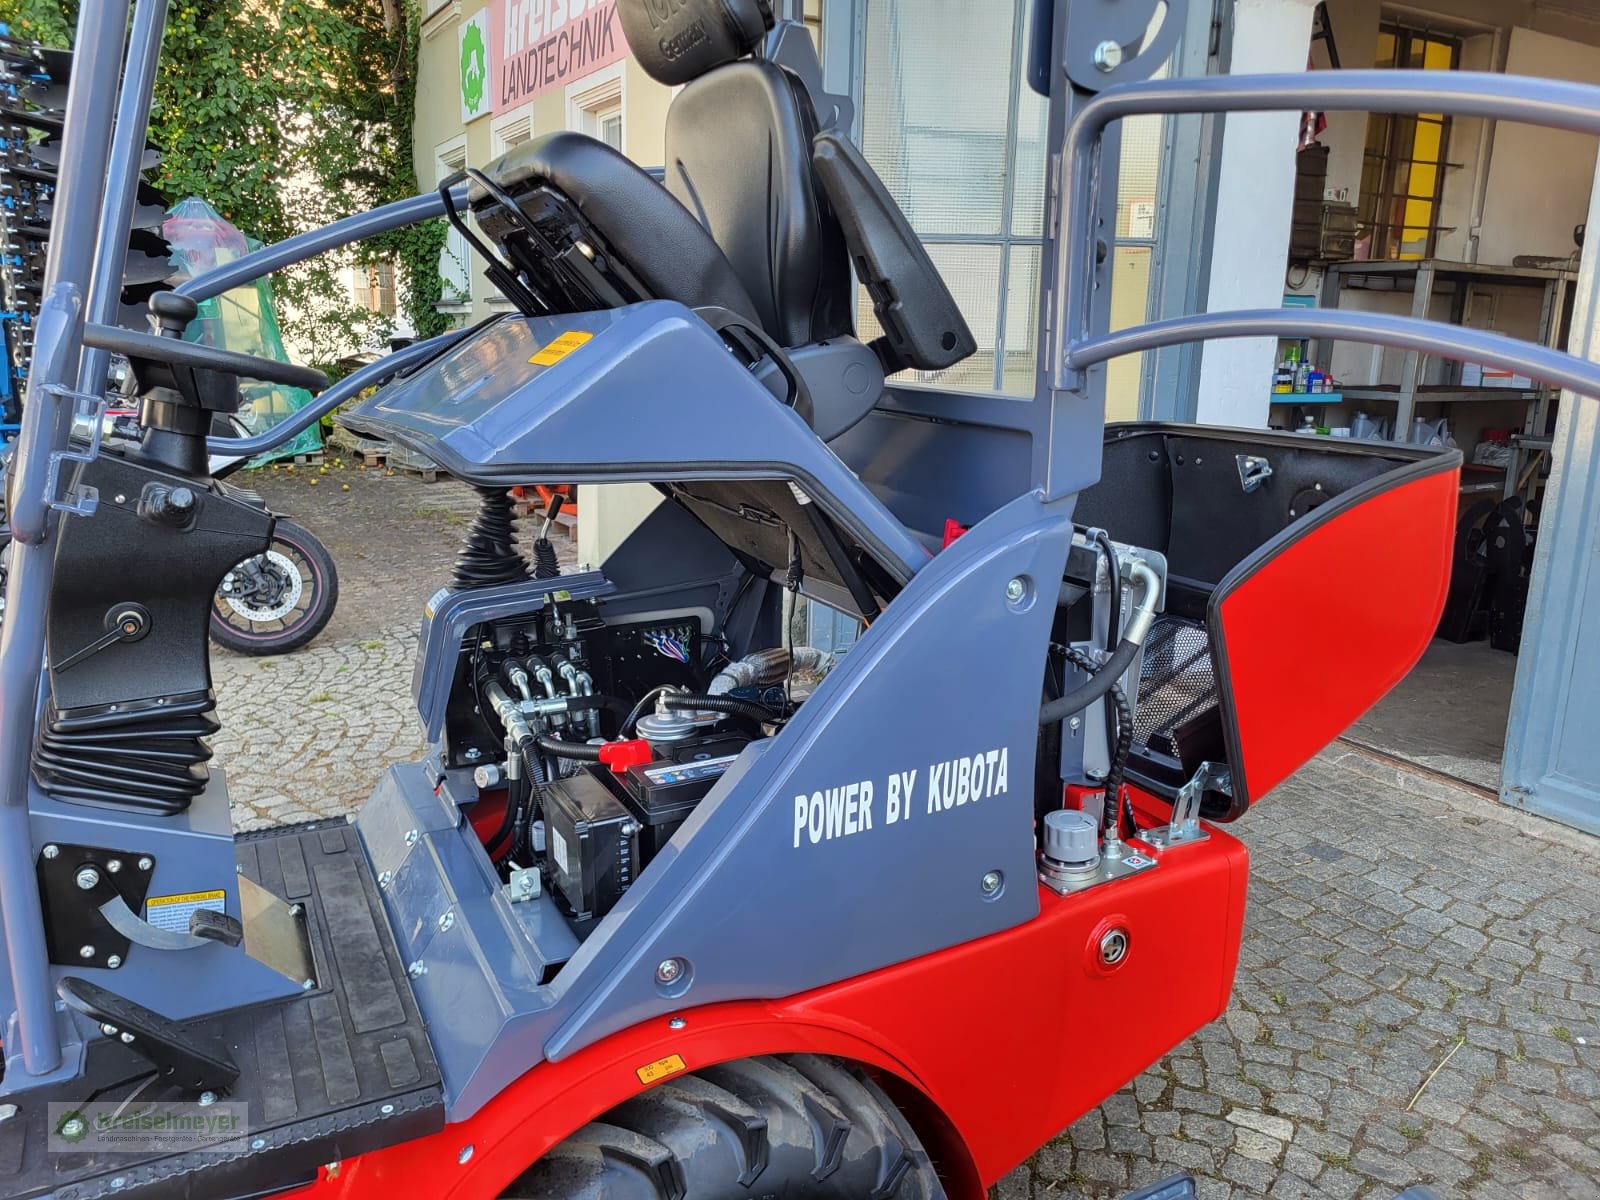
[209,518,338,655]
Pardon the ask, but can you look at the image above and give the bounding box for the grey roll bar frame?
[1055,69,1600,400]
[0,0,131,1077]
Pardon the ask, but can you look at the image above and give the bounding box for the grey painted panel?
[339,302,931,583]
[354,487,1073,1118]
[25,774,303,1022]
[1503,160,1600,835]
[541,488,1071,1060]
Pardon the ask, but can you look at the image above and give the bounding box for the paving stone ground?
[214,469,1600,1200]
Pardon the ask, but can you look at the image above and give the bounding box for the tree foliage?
[0,0,449,364]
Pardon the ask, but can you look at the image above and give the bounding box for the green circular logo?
[460,23,488,114]
[57,1110,89,1143]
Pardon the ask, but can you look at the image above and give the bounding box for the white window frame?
[490,107,535,158]
[435,135,472,313]
[566,61,626,152]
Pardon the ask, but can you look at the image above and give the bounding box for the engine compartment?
[446,587,833,936]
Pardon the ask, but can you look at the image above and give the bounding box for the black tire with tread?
[503,1054,947,1199]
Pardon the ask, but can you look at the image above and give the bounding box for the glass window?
[858,0,1168,411]
[1357,23,1459,260]
[436,139,471,308]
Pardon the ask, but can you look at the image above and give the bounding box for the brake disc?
[220,549,303,621]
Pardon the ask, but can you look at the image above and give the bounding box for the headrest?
[619,0,774,87]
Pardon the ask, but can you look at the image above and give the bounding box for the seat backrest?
[619,0,973,372]
[663,58,853,348]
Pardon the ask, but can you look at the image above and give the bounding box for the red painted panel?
[282,818,1249,1200]
[1216,466,1458,801]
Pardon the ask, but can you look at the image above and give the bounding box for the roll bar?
[1056,70,1600,398]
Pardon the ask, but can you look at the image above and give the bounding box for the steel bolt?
[100,1023,118,1037]
[1092,39,1123,71]
[41,845,59,860]
[0,1103,16,1122]
[1069,716,1082,732]
[198,1091,217,1107]
[119,1032,134,1044]
[437,912,455,933]
[75,867,100,890]
[668,1017,686,1030]
[106,859,122,874]
[61,1117,86,1139]
[407,960,427,979]
[404,829,419,847]
[1099,927,1130,966]
[288,903,303,917]
[380,1104,395,1116]
[301,977,316,991]
[106,955,122,969]
[1005,577,1026,602]
[463,747,483,762]
[378,870,394,889]
[458,1144,475,1165]
[110,1177,125,1191]
[251,1138,266,1150]
[655,957,684,985]
[981,870,1004,895]
[137,856,152,871]
[79,945,96,960]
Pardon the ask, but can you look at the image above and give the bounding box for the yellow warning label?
[146,889,226,934]
[529,330,593,366]
[635,1053,687,1085]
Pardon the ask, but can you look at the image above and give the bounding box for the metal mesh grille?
[1134,617,1219,757]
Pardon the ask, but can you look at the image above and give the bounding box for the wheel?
[209,518,338,655]
[503,1054,947,1199]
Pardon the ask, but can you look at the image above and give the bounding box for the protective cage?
[1076,423,1459,819]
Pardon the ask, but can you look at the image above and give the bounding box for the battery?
[616,737,746,860]
[541,771,636,922]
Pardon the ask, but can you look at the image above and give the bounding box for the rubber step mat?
[0,819,443,1199]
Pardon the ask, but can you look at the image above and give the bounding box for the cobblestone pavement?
[213,473,1600,1200]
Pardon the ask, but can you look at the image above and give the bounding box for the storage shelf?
[1340,385,1541,404]
[1329,258,1578,292]
[1269,391,1343,404]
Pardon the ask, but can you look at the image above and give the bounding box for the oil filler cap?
[1043,809,1099,869]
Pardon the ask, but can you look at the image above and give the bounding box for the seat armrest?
[812,130,977,373]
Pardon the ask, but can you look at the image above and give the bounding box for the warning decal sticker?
[529,330,593,366]
[145,889,226,934]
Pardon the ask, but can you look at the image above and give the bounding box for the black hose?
[1038,637,1140,727]
[485,735,549,859]
[661,692,779,725]
[1053,644,1137,838]
[535,734,601,761]
[1095,529,1122,638]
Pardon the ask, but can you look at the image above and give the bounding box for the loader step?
[0,819,443,1200]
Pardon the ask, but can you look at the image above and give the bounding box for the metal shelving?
[1311,257,1577,502]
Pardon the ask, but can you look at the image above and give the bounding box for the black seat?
[467,131,761,325]
[661,57,852,348]
[466,0,975,434]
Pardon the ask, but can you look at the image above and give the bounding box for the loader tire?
[502,1053,948,1199]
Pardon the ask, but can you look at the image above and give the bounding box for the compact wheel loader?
[1,0,1598,1196]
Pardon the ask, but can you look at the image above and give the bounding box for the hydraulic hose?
[1038,558,1161,728]
[1053,643,1137,839]
[661,692,779,724]
[535,734,601,761]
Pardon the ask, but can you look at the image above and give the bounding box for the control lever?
[57,976,240,1092]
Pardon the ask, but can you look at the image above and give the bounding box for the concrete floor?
[1348,640,1518,793]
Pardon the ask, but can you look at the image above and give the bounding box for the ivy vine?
[1,0,451,361]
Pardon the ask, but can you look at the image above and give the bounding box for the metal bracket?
[40,384,105,517]
[1236,454,1273,494]
[1145,762,1230,851]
